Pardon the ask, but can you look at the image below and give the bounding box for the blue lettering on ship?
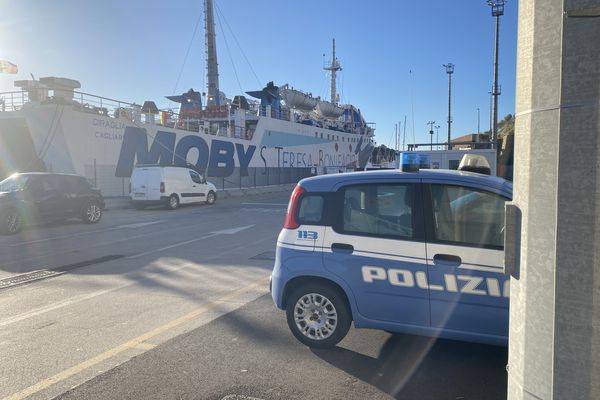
[116,127,256,178]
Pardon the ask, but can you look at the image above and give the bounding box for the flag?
[0,60,18,74]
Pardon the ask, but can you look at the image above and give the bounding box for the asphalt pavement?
[0,191,508,400]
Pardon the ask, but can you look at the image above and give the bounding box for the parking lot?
[0,191,507,400]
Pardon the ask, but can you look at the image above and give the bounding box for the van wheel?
[286,283,351,348]
[82,201,103,224]
[167,194,179,210]
[205,191,216,205]
[2,209,22,235]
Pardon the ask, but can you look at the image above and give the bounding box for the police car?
[271,154,512,348]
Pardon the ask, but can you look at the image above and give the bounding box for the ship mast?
[323,38,342,105]
[204,0,220,106]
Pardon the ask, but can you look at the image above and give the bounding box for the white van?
[129,165,217,210]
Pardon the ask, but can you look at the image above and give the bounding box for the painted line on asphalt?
[126,225,254,259]
[1,276,269,400]
[0,287,122,328]
[113,220,166,229]
[9,220,166,247]
[240,202,288,206]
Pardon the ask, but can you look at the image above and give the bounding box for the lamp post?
[435,125,440,150]
[443,63,454,150]
[427,121,436,150]
[477,107,481,142]
[488,0,505,148]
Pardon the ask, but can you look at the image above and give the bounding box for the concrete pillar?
[508,1,600,399]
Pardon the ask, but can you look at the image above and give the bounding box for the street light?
[477,107,481,142]
[435,125,440,150]
[488,0,505,148]
[443,63,454,150]
[427,121,436,150]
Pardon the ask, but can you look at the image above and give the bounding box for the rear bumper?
[130,196,170,206]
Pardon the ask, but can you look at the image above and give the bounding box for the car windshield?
[0,175,29,192]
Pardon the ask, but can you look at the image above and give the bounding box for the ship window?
[327,134,330,140]
[320,133,323,138]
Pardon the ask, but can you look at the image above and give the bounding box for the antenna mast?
[324,38,342,104]
[205,0,220,106]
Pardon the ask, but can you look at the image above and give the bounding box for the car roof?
[299,169,512,197]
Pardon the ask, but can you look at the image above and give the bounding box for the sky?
[0,0,518,148]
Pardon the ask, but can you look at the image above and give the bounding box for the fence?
[85,162,314,197]
[213,167,313,191]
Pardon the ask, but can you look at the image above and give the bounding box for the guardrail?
[0,91,29,111]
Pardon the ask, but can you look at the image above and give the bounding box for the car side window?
[54,176,90,193]
[189,170,203,184]
[297,195,324,225]
[28,177,55,195]
[340,184,414,239]
[430,184,508,248]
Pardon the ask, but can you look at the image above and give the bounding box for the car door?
[185,170,207,203]
[322,181,430,326]
[423,183,510,339]
[26,176,66,220]
[50,175,82,217]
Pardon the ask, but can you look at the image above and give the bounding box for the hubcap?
[208,193,214,203]
[6,213,21,233]
[170,197,178,208]
[293,293,338,340]
[87,205,101,222]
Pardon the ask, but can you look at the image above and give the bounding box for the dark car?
[0,173,105,234]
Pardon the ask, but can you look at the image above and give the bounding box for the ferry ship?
[0,0,375,196]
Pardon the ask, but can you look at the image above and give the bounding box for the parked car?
[271,155,512,348]
[0,172,105,234]
[129,165,217,210]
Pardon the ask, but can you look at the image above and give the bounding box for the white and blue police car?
[271,154,512,348]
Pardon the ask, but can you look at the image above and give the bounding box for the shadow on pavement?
[312,333,508,400]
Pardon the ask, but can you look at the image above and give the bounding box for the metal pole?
[477,107,481,140]
[492,14,500,147]
[488,0,504,149]
[444,64,454,150]
[427,121,435,151]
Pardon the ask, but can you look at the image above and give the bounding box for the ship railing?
[73,91,137,118]
[0,91,29,112]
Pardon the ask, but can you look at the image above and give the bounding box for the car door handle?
[433,254,462,266]
[331,243,354,253]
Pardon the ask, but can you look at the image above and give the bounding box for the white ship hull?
[0,102,372,196]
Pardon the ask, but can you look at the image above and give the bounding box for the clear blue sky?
[0,0,518,147]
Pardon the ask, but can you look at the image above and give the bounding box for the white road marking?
[126,225,255,259]
[240,202,288,206]
[9,220,166,247]
[0,287,119,328]
[114,220,165,229]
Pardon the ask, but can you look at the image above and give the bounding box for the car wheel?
[82,201,103,224]
[2,209,22,235]
[167,194,179,210]
[205,191,216,205]
[285,283,351,348]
